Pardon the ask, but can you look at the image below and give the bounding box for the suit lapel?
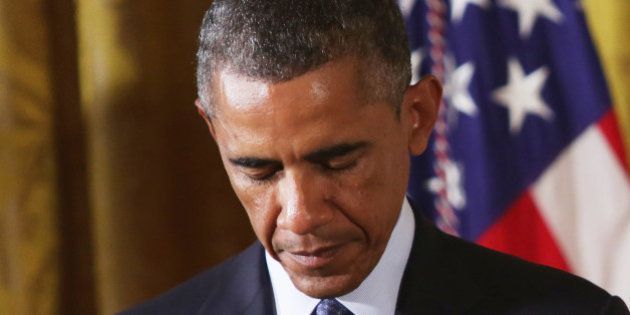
[396,214,485,314]
[198,243,276,315]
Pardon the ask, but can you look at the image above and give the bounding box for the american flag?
[400,0,630,302]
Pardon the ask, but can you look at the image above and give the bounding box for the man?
[123,0,629,314]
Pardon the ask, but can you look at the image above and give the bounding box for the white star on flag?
[427,159,467,210]
[492,58,554,134]
[451,0,490,23]
[445,61,478,116]
[498,0,563,38]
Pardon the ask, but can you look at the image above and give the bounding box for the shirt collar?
[266,197,416,315]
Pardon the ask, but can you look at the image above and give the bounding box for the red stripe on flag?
[597,109,630,174]
[476,192,570,272]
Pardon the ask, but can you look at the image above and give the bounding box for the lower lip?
[284,246,342,269]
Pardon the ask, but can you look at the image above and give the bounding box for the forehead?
[209,60,393,156]
[213,60,368,122]
[214,60,363,105]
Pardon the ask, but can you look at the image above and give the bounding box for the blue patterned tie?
[311,298,354,315]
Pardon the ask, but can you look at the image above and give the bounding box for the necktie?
[311,298,354,315]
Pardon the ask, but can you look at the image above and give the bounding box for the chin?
[290,273,362,298]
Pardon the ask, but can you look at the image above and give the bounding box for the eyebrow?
[304,141,369,163]
[228,157,279,168]
[228,141,369,168]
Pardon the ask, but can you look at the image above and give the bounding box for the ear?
[195,98,217,140]
[401,75,442,156]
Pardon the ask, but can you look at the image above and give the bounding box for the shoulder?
[428,222,628,314]
[119,242,269,315]
[398,214,628,314]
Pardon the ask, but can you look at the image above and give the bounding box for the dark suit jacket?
[121,216,629,314]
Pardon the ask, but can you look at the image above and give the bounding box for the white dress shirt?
[266,198,416,315]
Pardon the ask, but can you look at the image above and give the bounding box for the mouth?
[281,244,344,270]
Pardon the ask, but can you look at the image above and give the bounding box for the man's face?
[203,59,438,297]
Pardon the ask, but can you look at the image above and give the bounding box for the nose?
[276,170,334,235]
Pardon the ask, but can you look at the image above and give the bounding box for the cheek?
[228,175,279,249]
[340,151,408,237]
[349,150,405,199]
[333,161,393,222]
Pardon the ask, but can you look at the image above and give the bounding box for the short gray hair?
[196,0,411,116]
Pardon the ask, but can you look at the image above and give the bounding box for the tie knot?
[311,298,354,315]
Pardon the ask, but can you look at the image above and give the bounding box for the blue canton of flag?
[399,0,630,302]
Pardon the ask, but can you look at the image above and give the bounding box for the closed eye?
[229,157,283,182]
[305,142,367,173]
[245,167,282,182]
[321,158,358,171]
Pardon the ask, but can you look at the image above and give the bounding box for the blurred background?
[0,0,628,314]
[1,1,254,314]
